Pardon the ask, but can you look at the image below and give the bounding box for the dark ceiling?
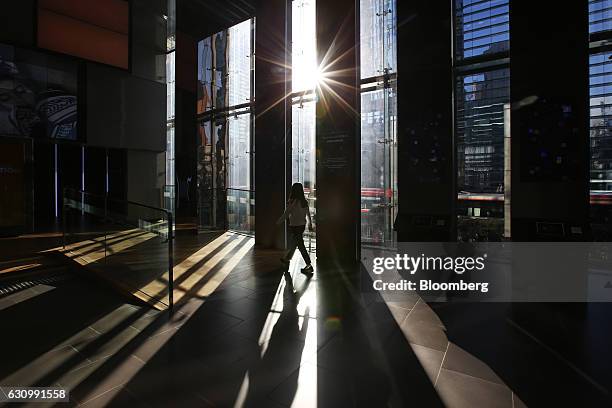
[177,0,255,40]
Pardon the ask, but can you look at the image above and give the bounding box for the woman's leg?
[294,225,311,265]
[284,226,298,261]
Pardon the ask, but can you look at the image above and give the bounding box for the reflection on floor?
[59,228,255,310]
[1,235,612,407]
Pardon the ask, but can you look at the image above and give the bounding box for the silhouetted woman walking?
[277,183,314,274]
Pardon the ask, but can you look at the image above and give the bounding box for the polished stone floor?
[1,232,612,407]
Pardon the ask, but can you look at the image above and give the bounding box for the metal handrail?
[226,188,255,193]
[65,187,171,214]
[62,188,175,311]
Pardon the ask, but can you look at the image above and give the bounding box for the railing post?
[168,211,174,313]
[62,188,66,250]
[104,192,108,261]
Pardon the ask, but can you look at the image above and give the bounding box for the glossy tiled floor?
[1,233,612,407]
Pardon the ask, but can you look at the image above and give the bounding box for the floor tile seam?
[76,382,129,407]
[398,297,421,326]
[437,365,514,390]
[433,341,450,387]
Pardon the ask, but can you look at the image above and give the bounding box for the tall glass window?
[165,0,176,214]
[456,69,509,195]
[454,0,510,242]
[197,19,255,234]
[291,0,317,248]
[360,0,397,247]
[292,0,317,93]
[589,1,612,239]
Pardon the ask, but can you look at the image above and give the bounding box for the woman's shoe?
[301,264,314,274]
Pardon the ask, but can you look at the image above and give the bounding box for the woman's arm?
[276,200,293,225]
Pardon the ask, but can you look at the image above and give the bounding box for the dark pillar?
[396,1,454,242]
[174,30,198,222]
[315,0,359,265]
[510,2,589,241]
[254,0,289,249]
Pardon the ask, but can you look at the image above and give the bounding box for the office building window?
[454,0,509,60]
[590,0,612,34]
[589,2,612,238]
[456,69,509,194]
[454,0,510,242]
[589,51,612,196]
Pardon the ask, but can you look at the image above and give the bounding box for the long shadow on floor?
[241,272,311,406]
[104,259,444,407]
[0,272,142,387]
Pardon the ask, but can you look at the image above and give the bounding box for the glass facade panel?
[590,5,612,239]
[454,0,509,241]
[197,37,213,114]
[228,20,252,107]
[359,0,397,248]
[360,0,397,79]
[291,0,317,248]
[291,102,316,192]
[455,0,510,60]
[360,88,397,245]
[227,112,251,190]
[590,0,612,34]
[455,68,509,241]
[456,69,509,194]
[590,52,612,196]
[166,47,176,214]
[197,19,254,232]
[292,0,317,93]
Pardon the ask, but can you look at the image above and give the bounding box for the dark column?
[396,1,454,242]
[254,0,289,249]
[174,30,198,221]
[510,2,589,241]
[315,0,359,265]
